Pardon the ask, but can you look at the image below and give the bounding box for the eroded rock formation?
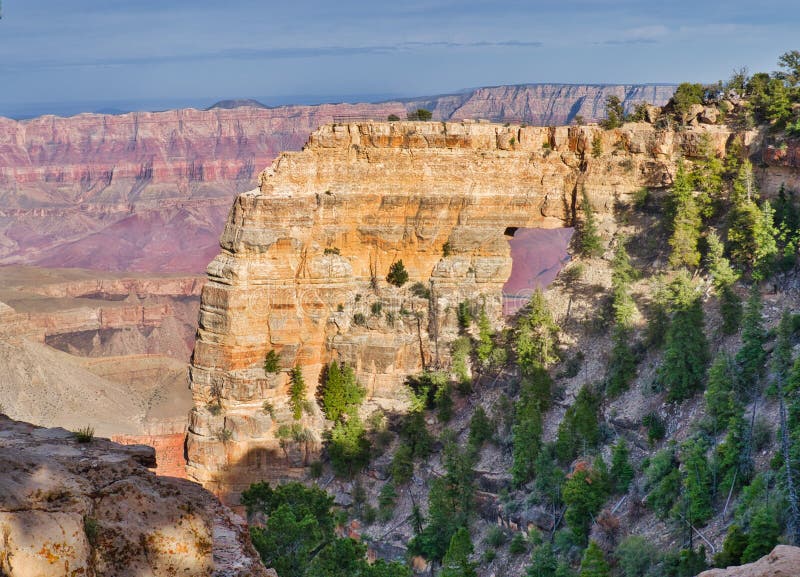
[186,120,733,499]
[0,415,270,577]
[0,85,673,273]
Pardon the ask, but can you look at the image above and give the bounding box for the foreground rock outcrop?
[0,415,270,577]
[186,119,735,499]
[697,545,800,577]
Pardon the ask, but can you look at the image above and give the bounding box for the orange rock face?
[186,120,734,499]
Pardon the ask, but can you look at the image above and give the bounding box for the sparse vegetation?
[73,426,95,443]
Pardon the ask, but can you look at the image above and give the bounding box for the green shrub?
[353,312,366,326]
[388,114,400,121]
[591,133,603,158]
[408,108,433,121]
[73,426,94,443]
[485,526,506,548]
[386,260,409,287]
[264,350,281,374]
[410,282,431,299]
[391,444,414,484]
[642,412,666,445]
[371,301,383,315]
[323,247,340,255]
[509,533,527,554]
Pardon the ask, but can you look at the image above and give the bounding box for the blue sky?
[0,0,798,116]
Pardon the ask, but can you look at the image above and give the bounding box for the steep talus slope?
[185,119,732,499]
[0,85,673,273]
[0,415,271,577]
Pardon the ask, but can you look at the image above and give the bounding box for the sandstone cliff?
[0,85,673,273]
[186,119,733,499]
[0,415,271,577]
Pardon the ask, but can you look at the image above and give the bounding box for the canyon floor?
[0,265,199,474]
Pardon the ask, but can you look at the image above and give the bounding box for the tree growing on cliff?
[319,361,365,423]
[599,95,625,129]
[264,350,281,374]
[667,161,702,269]
[579,188,603,257]
[387,260,409,287]
[289,366,307,420]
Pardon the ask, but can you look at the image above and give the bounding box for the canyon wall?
[0,85,673,273]
[186,119,733,499]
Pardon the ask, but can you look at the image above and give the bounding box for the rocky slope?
[0,415,271,577]
[185,118,734,499]
[0,85,673,273]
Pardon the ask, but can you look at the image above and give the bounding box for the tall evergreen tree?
[563,462,609,543]
[668,162,703,269]
[706,230,742,334]
[579,188,603,257]
[679,437,714,526]
[705,353,742,432]
[611,438,635,494]
[515,289,559,371]
[289,366,307,420]
[736,286,767,396]
[607,238,638,397]
[656,272,709,402]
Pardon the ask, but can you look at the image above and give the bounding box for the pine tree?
[705,353,742,432]
[680,437,714,526]
[579,188,603,257]
[386,260,409,287]
[656,272,709,402]
[606,239,637,396]
[740,507,780,563]
[774,311,800,545]
[528,543,558,577]
[556,384,601,463]
[476,307,495,366]
[736,286,766,396]
[512,371,547,485]
[668,162,703,269]
[563,462,608,543]
[752,200,779,281]
[579,541,610,577]
[706,230,742,334]
[715,411,752,498]
[440,527,477,577]
[289,366,307,420]
[515,289,559,371]
[467,406,493,450]
[610,438,634,494]
[320,361,365,422]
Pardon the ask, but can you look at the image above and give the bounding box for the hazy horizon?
[1,1,796,118]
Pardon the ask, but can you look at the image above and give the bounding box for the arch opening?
[502,227,574,316]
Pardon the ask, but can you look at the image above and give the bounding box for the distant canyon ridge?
[0,84,674,273]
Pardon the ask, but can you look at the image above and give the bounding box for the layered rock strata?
[186,120,733,499]
[0,85,673,273]
[0,415,270,577]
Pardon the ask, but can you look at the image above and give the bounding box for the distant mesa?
[207,98,270,110]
